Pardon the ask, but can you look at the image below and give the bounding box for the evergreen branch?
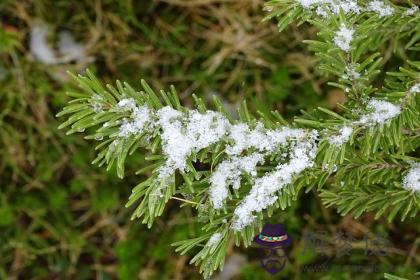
[58,1,420,277]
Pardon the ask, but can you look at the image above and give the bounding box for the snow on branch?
[209,153,264,209]
[333,24,355,52]
[156,107,229,180]
[296,0,361,17]
[232,130,318,230]
[409,83,420,94]
[403,163,420,192]
[296,0,404,18]
[366,0,394,17]
[107,97,320,216]
[206,232,223,248]
[327,126,353,147]
[323,98,403,148]
[356,99,401,126]
[84,81,411,230]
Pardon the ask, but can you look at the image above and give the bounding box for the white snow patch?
[231,131,318,230]
[409,83,420,93]
[297,0,361,17]
[402,163,420,192]
[115,98,153,137]
[226,123,305,155]
[404,6,419,16]
[357,99,401,126]
[118,106,151,138]
[116,98,137,111]
[328,126,353,147]
[157,107,229,179]
[297,0,326,8]
[209,153,265,209]
[344,64,361,80]
[367,1,394,17]
[207,232,223,247]
[333,24,355,52]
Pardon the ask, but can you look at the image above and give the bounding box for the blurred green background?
[0,1,418,279]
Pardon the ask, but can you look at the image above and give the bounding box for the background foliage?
[0,0,418,279]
